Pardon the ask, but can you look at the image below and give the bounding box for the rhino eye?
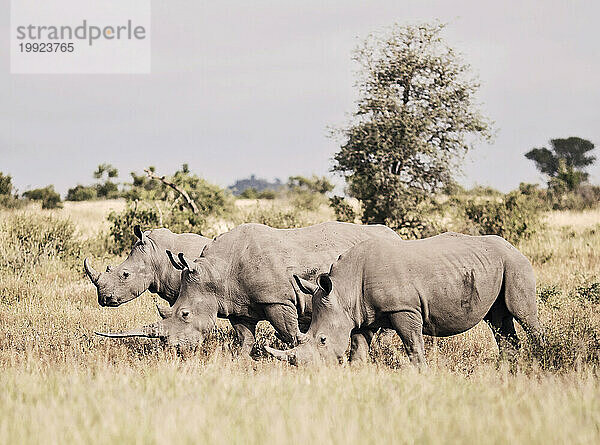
[319,335,327,345]
[180,310,190,320]
[122,272,130,279]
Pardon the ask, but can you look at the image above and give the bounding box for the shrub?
[0,172,13,196]
[329,196,357,223]
[289,191,326,211]
[0,172,26,209]
[107,203,161,253]
[22,185,62,209]
[66,185,97,201]
[550,184,600,211]
[107,201,210,254]
[0,213,79,270]
[464,190,542,244]
[235,207,305,229]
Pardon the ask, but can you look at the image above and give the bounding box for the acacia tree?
[525,137,595,191]
[332,23,492,234]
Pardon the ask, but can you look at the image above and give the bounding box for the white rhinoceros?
[84,225,210,307]
[266,232,543,367]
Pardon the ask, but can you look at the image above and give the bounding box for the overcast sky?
[1,0,599,194]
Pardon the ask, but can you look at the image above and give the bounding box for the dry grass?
[1,200,599,444]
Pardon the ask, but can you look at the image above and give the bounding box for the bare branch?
[144,168,199,214]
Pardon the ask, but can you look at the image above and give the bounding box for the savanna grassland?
[1,200,599,444]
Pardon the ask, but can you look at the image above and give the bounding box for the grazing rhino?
[84,225,210,307]
[265,232,543,367]
[96,222,400,361]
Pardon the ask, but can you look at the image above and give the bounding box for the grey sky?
[1,0,599,194]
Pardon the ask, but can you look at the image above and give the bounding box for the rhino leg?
[263,303,302,345]
[349,329,375,363]
[484,298,520,360]
[388,311,427,369]
[230,318,257,357]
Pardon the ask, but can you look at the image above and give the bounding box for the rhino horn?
[156,304,173,319]
[264,345,296,364]
[84,257,100,284]
[95,322,162,338]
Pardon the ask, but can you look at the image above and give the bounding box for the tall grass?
[0,201,599,444]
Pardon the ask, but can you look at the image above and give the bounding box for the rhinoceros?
[84,225,210,307]
[265,232,543,367]
[96,222,400,360]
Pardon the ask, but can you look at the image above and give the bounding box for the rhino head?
[265,273,354,366]
[96,251,222,349]
[84,225,157,307]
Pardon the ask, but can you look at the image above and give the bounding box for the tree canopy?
[332,22,492,232]
[525,137,595,179]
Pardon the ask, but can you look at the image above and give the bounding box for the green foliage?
[550,184,600,211]
[66,185,97,202]
[525,137,595,180]
[287,175,333,211]
[0,172,13,196]
[0,172,25,209]
[108,165,233,252]
[107,203,161,254]
[464,190,542,244]
[332,23,492,231]
[22,185,62,209]
[0,213,79,270]
[94,163,119,179]
[329,196,357,223]
[287,175,334,195]
[126,165,233,216]
[107,201,209,254]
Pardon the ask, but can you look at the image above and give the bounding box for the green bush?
[329,196,357,223]
[287,175,333,211]
[550,184,600,211]
[22,185,62,209]
[66,185,98,201]
[464,190,542,244]
[0,172,26,209]
[289,191,326,211]
[107,201,210,254]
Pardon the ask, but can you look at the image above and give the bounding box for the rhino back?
[205,222,399,305]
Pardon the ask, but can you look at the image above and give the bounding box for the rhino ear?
[317,274,333,296]
[134,225,147,243]
[178,253,197,272]
[166,250,184,270]
[293,274,319,295]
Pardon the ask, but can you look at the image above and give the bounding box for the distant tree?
[23,185,62,209]
[525,137,595,191]
[332,22,492,232]
[229,174,283,196]
[287,175,334,194]
[93,163,120,198]
[66,185,97,201]
[94,163,119,179]
[0,172,14,196]
[67,164,121,201]
[0,172,25,208]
